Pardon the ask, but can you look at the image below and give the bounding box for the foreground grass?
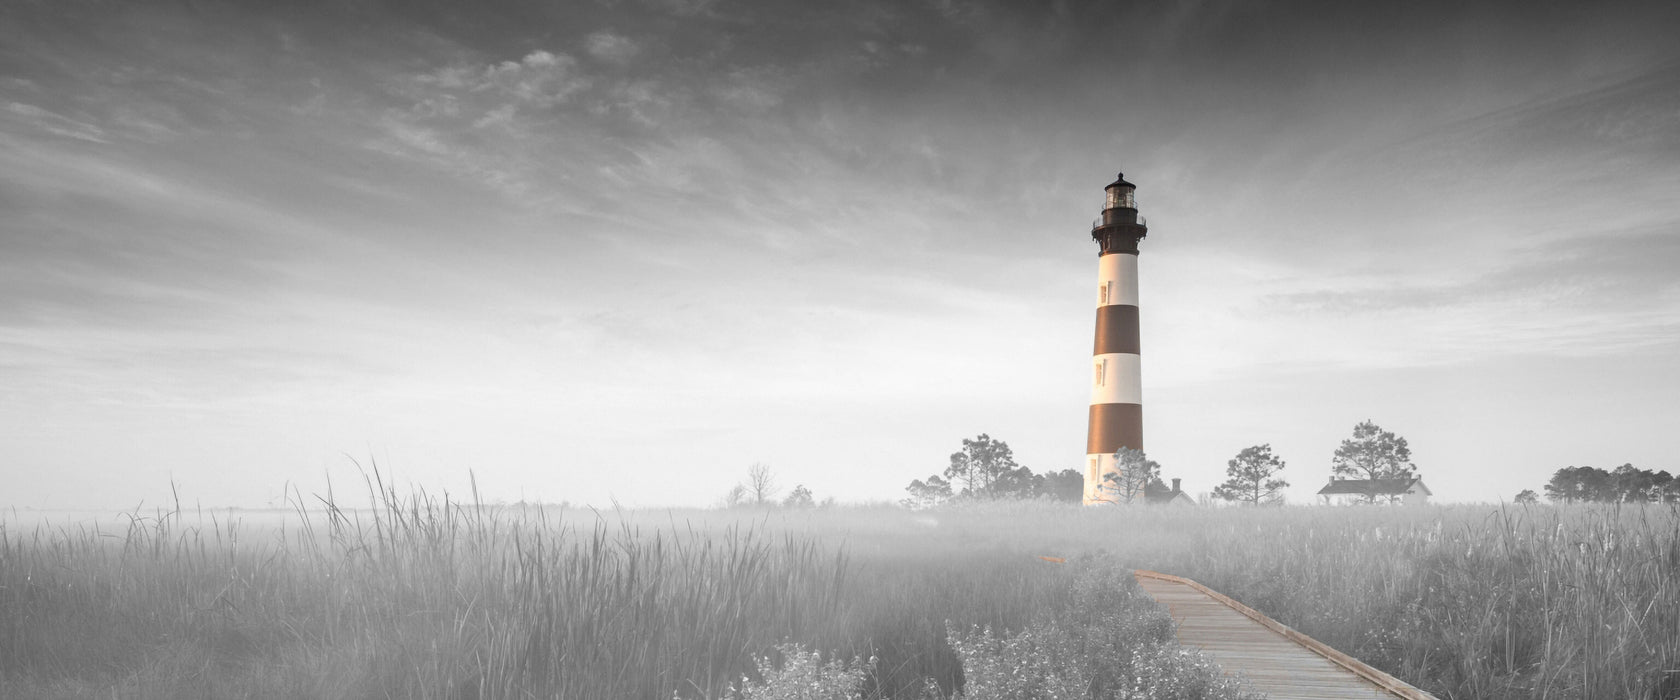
[816,500,1680,700]
[7,493,1675,699]
[0,486,1247,699]
[1163,504,1680,700]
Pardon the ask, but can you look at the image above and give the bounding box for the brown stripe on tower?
[1087,403,1144,454]
[1092,304,1140,355]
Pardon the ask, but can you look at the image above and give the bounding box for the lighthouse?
[1085,173,1147,505]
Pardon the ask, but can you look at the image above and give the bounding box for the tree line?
[900,433,1295,508]
[902,434,1084,507]
[1529,464,1680,504]
[719,463,826,509]
[904,420,1429,508]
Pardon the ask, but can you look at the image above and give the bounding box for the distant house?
[1146,478,1197,506]
[1317,477,1432,505]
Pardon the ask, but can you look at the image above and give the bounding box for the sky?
[3,0,1678,511]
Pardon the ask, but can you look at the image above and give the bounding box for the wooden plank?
[1134,570,1439,700]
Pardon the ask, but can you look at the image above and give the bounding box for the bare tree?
[746,462,778,505]
[1098,447,1159,505]
[722,483,747,509]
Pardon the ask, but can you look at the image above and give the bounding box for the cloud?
[585,31,640,64]
[410,49,589,110]
[709,68,785,114]
[369,49,599,201]
[640,0,717,18]
[473,103,516,129]
[478,50,589,107]
[5,102,108,142]
[378,118,452,155]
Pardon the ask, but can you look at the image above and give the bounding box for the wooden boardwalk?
[1134,571,1438,700]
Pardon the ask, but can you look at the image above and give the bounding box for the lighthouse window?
[1105,189,1120,210]
[1094,358,1108,386]
[1119,190,1135,208]
[1099,282,1110,305]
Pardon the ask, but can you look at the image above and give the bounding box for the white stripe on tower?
[1085,172,1147,505]
[1089,353,1141,405]
[1097,252,1140,306]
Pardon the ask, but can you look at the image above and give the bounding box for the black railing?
[1091,215,1147,231]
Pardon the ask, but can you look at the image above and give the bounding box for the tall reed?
[7,491,1673,699]
[835,500,1680,700]
[1159,504,1680,700]
[0,483,1070,698]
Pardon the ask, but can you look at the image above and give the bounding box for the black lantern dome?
[1103,172,1136,211]
[1092,171,1147,254]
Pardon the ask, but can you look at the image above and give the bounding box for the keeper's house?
[1317,477,1432,506]
[1145,478,1196,507]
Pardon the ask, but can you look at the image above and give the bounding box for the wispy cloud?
[4,103,107,142]
[584,31,641,64]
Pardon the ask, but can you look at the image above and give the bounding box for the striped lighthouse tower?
[1085,173,1148,505]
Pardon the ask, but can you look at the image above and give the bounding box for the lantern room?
[1103,173,1136,211]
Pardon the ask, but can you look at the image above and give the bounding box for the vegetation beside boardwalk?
[892,500,1680,700]
[3,493,1676,699]
[1166,504,1680,700]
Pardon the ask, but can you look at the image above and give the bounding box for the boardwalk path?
[1133,571,1438,700]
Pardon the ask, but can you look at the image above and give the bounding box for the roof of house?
[1145,488,1196,505]
[1317,477,1430,496]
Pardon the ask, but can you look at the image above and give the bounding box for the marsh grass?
[0,479,1099,699]
[1,483,851,698]
[945,555,1249,700]
[4,487,1675,699]
[1164,503,1680,700]
[858,500,1680,700]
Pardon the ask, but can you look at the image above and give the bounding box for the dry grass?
[1156,504,1680,700]
[4,487,1676,699]
[0,480,1217,699]
[850,500,1680,700]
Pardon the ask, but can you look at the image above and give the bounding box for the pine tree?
[1212,444,1289,505]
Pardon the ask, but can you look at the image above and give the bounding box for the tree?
[942,433,1023,499]
[1330,420,1417,504]
[901,475,952,509]
[902,435,1088,507]
[1142,477,1175,502]
[1611,463,1666,502]
[1039,469,1085,503]
[991,465,1042,500]
[783,484,815,509]
[746,462,778,506]
[1097,447,1159,505]
[1212,444,1289,506]
[1514,489,1540,505]
[722,483,748,508]
[1544,466,1588,503]
[1577,466,1615,502]
[1542,465,1669,504]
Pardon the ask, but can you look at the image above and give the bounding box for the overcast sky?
[3,0,1678,510]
